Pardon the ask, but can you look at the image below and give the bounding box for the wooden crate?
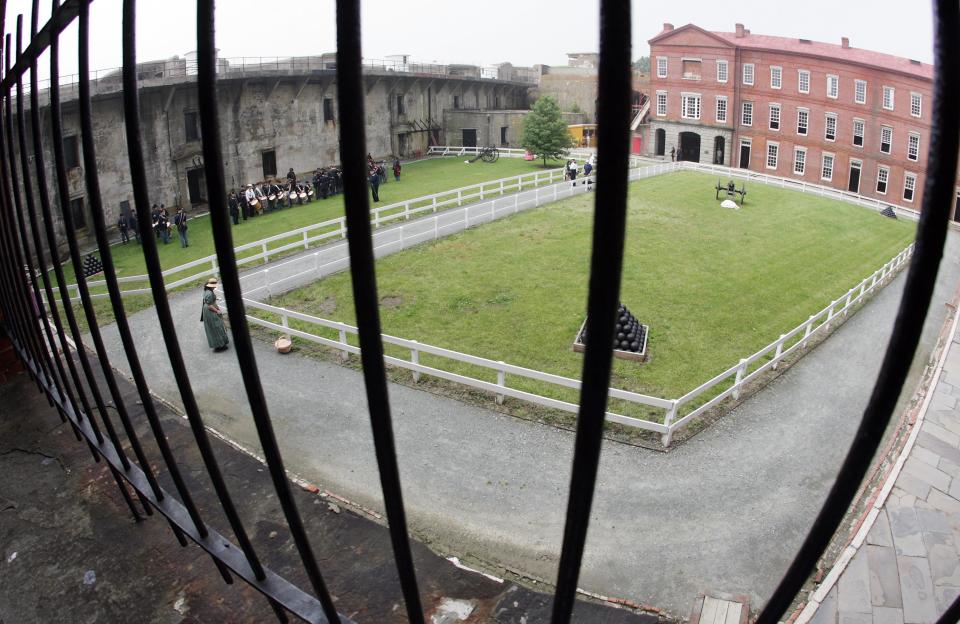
[571,318,649,362]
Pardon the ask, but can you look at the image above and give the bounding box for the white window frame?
[716,59,728,83]
[741,101,753,126]
[883,86,895,110]
[825,113,837,142]
[910,92,922,118]
[821,152,835,182]
[853,118,865,148]
[743,63,754,86]
[681,92,701,120]
[827,74,839,99]
[656,91,667,116]
[770,66,782,89]
[908,132,920,161]
[798,69,810,94]
[854,80,867,104]
[796,108,809,136]
[793,146,807,175]
[657,56,668,78]
[876,166,889,195]
[715,96,727,123]
[903,172,917,203]
[766,141,779,170]
[880,126,893,155]
[769,103,781,131]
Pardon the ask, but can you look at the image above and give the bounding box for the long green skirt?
[201,291,229,349]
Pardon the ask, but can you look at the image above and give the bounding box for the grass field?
[70,155,564,331]
[265,171,916,418]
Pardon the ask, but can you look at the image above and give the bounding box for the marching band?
[232,166,344,220]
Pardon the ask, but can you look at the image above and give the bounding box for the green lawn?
[265,171,915,419]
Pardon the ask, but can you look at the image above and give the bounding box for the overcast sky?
[3,0,935,80]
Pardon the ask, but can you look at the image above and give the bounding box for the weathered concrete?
[0,366,656,624]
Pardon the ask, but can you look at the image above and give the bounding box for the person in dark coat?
[228,190,239,225]
[117,213,130,243]
[151,204,161,239]
[369,165,381,202]
[200,278,229,352]
[286,167,297,186]
[174,207,189,247]
[392,157,401,182]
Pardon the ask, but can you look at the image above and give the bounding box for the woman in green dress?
[201,278,229,352]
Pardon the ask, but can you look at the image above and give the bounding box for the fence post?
[495,362,506,405]
[338,328,349,361]
[281,312,289,333]
[480,186,484,201]
[261,242,269,264]
[432,196,437,213]
[733,358,748,399]
[661,400,679,447]
[457,189,462,207]
[410,341,421,383]
[825,300,837,331]
[374,209,381,229]
[802,316,814,348]
[302,230,309,250]
[404,201,411,220]
[500,180,504,196]
[772,334,786,370]
[210,257,218,278]
[340,219,347,239]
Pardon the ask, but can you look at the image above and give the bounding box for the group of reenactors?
[227,166,344,224]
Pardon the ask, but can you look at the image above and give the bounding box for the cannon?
[467,146,500,164]
[714,178,747,204]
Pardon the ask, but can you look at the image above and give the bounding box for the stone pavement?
[803,318,960,624]
[87,232,960,617]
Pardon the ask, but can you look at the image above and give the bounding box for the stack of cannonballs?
[82,253,103,278]
[576,302,647,355]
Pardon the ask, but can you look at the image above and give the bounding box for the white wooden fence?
[243,242,912,447]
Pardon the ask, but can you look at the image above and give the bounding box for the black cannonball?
[617,332,625,340]
[620,340,629,349]
[630,341,639,351]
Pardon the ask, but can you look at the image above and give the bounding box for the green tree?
[521,96,575,167]
[634,56,650,73]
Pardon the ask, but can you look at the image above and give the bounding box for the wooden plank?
[700,597,721,624]
[725,602,742,624]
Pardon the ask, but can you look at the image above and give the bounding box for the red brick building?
[645,23,956,215]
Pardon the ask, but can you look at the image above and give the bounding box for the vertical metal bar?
[120,0,272,592]
[757,0,959,621]
[334,1,424,621]
[194,2,340,621]
[550,1,631,622]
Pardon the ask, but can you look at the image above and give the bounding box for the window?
[827,75,839,99]
[261,149,277,178]
[184,110,200,142]
[903,172,917,202]
[853,119,865,147]
[681,59,702,80]
[453,95,461,109]
[742,63,754,86]
[766,142,779,170]
[500,126,508,146]
[657,56,668,78]
[855,80,867,104]
[323,97,335,122]
[63,135,80,169]
[798,70,810,94]
[769,103,780,130]
[715,96,727,123]
[395,94,405,115]
[821,153,835,181]
[69,197,86,230]
[883,86,894,110]
[880,126,892,154]
[908,132,920,161]
[911,92,922,117]
[796,108,809,136]
[741,101,753,126]
[716,60,728,83]
[770,66,782,89]
[876,166,889,194]
[681,93,701,120]
[793,147,806,175]
[825,113,837,141]
[656,91,667,116]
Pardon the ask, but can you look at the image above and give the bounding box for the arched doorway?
[679,131,701,163]
[655,128,665,156]
[713,136,725,165]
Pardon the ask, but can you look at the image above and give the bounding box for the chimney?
[735,23,745,38]
[841,37,850,49]
[663,22,674,32]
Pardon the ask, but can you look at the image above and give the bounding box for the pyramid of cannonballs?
[576,302,647,355]
[82,253,103,278]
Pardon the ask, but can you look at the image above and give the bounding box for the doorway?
[679,131,701,163]
[187,168,206,205]
[848,160,862,194]
[713,136,725,165]
[739,139,751,169]
[654,128,665,156]
[462,129,477,147]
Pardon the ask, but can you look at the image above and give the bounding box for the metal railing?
[0,1,957,624]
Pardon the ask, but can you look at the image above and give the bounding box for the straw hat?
[205,278,219,288]
[274,336,292,353]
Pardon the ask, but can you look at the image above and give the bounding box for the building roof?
[650,24,933,81]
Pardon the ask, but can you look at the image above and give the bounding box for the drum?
[298,191,307,199]
[268,194,276,201]
[307,188,314,196]
[249,198,260,207]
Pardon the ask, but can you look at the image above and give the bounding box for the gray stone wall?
[646,120,733,166]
